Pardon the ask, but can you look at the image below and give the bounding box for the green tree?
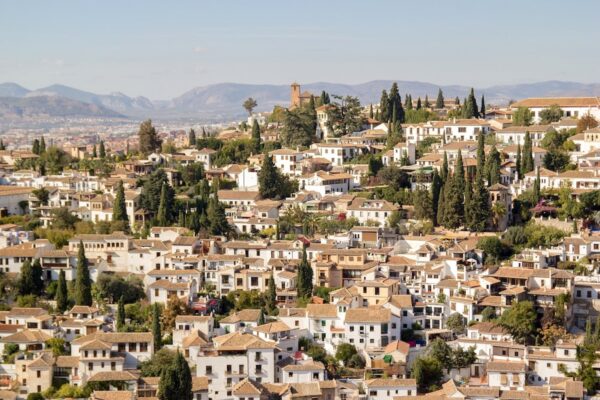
[481,307,497,321]
[98,140,106,159]
[207,194,230,236]
[411,356,444,393]
[280,107,315,148]
[522,132,534,174]
[335,343,358,366]
[152,303,162,351]
[413,189,433,221]
[158,351,192,400]
[74,241,92,306]
[446,313,466,335]
[513,107,533,126]
[296,247,313,299]
[138,119,162,156]
[327,95,363,136]
[40,136,46,154]
[18,260,35,296]
[463,88,479,118]
[430,170,443,226]
[516,143,522,180]
[156,183,171,226]
[32,139,40,155]
[56,270,68,313]
[480,95,486,117]
[266,272,277,314]
[251,119,261,154]
[112,180,129,231]
[379,90,389,122]
[387,83,404,123]
[485,147,501,185]
[141,348,176,377]
[258,155,296,200]
[188,129,196,147]
[499,300,537,344]
[539,104,564,124]
[435,89,444,109]
[243,97,258,115]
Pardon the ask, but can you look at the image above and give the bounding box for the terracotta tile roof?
[252,321,293,334]
[365,378,417,388]
[345,307,391,324]
[0,329,51,343]
[306,304,338,319]
[511,97,600,108]
[220,309,261,324]
[88,370,139,382]
[486,360,527,373]
[212,332,276,351]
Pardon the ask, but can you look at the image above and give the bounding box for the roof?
[486,360,527,373]
[383,340,410,355]
[511,97,600,108]
[217,190,260,200]
[345,307,391,324]
[92,391,135,400]
[365,378,417,388]
[306,304,338,319]
[253,321,293,334]
[220,309,262,324]
[212,331,276,351]
[72,332,153,345]
[0,329,52,343]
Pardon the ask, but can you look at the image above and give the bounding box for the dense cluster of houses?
[3,95,600,400]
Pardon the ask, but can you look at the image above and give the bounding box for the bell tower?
[290,82,301,108]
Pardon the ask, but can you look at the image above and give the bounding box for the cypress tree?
[297,247,313,299]
[405,94,413,111]
[251,119,261,154]
[178,209,185,227]
[207,194,230,236]
[464,178,473,228]
[18,260,34,296]
[416,97,422,110]
[379,90,389,123]
[486,147,501,186]
[424,95,430,108]
[188,129,196,147]
[32,139,40,155]
[444,174,464,229]
[258,155,282,199]
[455,96,460,106]
[388,83,404,123]
[40,136,46,154]
[258,308,266,325]
[56,270,68,313]
[454,150,465,194]
[0,139,5,150]
[436,184,446,227]
[468,174,490,232]
[441,152,449,182]
[476,132,485,174]
[369,104,374,119]
[152,303,162,350]
[266,271,277,313]
[159,351,192,400]
[435,89,444,109]
[138,119,162,156]
[522,132,534,174]
[480,95,486,118]
[31,259,43,295]
[113,180,129,230]
[75,241,92,306]
[92,145,97,158]
[156,183,169,226]
[99,140,106,158]
[516,143,522,180]
[431,170,443,227]
[117,296,125,331]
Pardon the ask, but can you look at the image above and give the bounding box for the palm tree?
[491,201,507,231]
[303,213,321,236]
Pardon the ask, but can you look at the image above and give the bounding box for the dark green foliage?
[74,242,92,306]
[179,163,205,187]
[477,236,513,264]
[499,300,537,344]
[265,272,277,314]
[413,189,433,221]
[335,343,358,365]
[258,155,297,200]
[112,180,129,231]
[141,348,177,377]
[367,155,383,176]
[463,88,479,118]
[18,259,43,296]
[32,139,40,155]
[387,83,404,123]
[539,105,564,124]
[512,107,533,126]
[158,351,192,400]
[522,132,534,174]
[99,141,106,159]
[296,247,313,299]
[411,356,444,393]
[281,107,317,148]
[379,90,389,122]
[207,194,231,236]
[156,183,170,226]
[544,149,571,172]
[430,170,443,226]
[142,169,170,214]
[435,89,444,109]
[515,143,522,180]
[251,119,261,154]
[56,270,68,313]
[188,129,196,147]
[485,147,501,185]
[481,307,497,321]
[326,95,363,136]
[138,119,162,156]
[95,273,145,303]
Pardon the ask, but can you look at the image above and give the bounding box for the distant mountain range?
[2,80,600,122]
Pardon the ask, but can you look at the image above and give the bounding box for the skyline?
[2,0,600,99]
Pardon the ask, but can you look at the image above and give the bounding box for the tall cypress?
[534,168,541,203]
[266,272,277,313]
[188,129,196,147]
[480,95,486,118]
[416,97,422,110]
[369,104,374,119]
[56,270,68,313]
[379,90,389,123]
[40,136,46,154]
[113,180,129,230]
[297,247,313,299]
[454,150,465,194]
[18,260,34,296]
[486,147,501,186]
[251,119,261,154]
[436,184,446,227]
[464,178,473,228]
[522,132,534,174]
[388,83,404,123]
[441,152,449,182]
[32,139,40,155]
[424,95,430,108]
[99,141,106,159]
[476,132,485,174]
[75,242,92,306]
[31,259,43,295]
[435,89,444,109]
[152,303,162,351]
[431,170,443,226]
[207,194,230,236]
[159,351,192,400]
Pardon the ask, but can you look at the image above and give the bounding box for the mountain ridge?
[2,80,600,121]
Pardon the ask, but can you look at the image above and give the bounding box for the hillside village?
[2,83,600,400]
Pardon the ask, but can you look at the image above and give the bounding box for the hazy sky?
[1,0,599,99]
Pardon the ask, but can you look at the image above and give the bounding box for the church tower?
[290,82,301,108]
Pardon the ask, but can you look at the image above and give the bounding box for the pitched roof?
[345,307,391,324]
[220,309,261,324]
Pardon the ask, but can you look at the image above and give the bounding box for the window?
[206,366,212,375]
[37,371,41,378]
[140,342,148,352]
